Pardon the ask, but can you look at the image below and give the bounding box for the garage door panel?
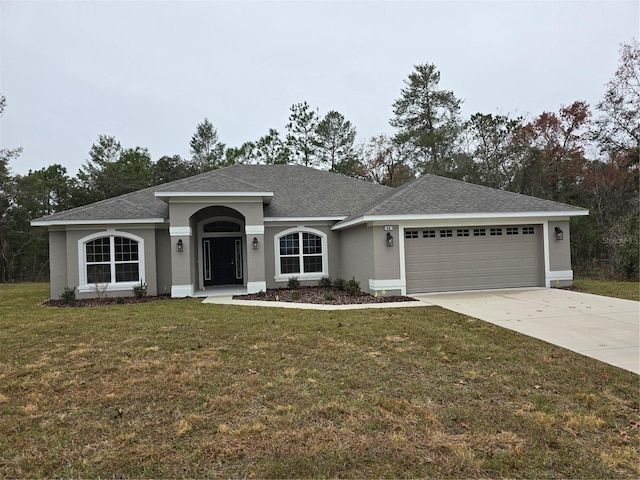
[405,225,542,294]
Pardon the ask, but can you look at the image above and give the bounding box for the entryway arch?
[193,207,246,291]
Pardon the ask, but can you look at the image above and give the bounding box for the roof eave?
[331,210,590,230]
[154,191,274,204]
[31,218,168,227]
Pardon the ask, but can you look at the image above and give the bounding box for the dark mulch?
[45,294,172,308]
[234,286,417,305]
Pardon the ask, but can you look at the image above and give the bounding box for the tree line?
[1,41,637,282]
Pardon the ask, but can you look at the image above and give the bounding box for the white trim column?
[170,226,193,297]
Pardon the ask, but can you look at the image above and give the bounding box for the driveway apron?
[414,288,639,374]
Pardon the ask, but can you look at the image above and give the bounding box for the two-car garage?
[404,224,543,294]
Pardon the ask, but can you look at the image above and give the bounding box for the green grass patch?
[573,278,639,301]
[1,283,638,478]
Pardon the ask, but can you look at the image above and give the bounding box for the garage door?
[404,225,542,294]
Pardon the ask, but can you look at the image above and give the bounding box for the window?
[473,228,486,236]
[422,230,436,238]
[275,229,327,280]
[522,227,535,235]
[440,229,453,237]
[507,227,519,235]
[203,221,241,233]
[80,232,144,292]
[405,230,418,239]
[457,229,469,237]
[490,228,502,236]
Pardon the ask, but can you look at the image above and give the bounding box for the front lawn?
[1,283,638,478]
[573,278,639,301]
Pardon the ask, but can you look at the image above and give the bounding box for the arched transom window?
[79,232,144,292]
[275,228,327,281]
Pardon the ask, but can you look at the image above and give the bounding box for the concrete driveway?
[414,288,639,374]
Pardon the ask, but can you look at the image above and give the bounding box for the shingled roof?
[32,165,588,226]
[32,165,392,224]
[333,174,588,228]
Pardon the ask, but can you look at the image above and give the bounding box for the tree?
[189,118,226,172]
[594,40,640,156]
[7,165,74,281]
[224,141,258,165]
[153,154,192,184]
[462,113,524,189]
[286,102,319,166]
[256,129,290,164]
[514,101,591,203]
[314,110,358,171]
[0,94,23,282]
[360,134,415,187]
[390,63,463,175]
[76,135,123,202]
[77,136,154,202]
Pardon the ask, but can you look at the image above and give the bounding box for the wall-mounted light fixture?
[554,226,564,241]
[252,237,259,250]
[176,239,184,252]
[386,231,394,247]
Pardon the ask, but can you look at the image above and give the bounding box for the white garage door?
[404,225,542,294]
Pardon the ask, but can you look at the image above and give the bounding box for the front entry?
[202,237,243,286]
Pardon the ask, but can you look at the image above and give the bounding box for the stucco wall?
[547,219,573,286]
[339,224,374,291]
[155,228,172,295]
[48,230,68,299]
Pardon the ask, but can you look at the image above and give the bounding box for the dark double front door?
[202,237,243,286]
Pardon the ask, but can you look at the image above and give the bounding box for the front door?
[202,237,243,286]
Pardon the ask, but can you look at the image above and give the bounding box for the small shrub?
[333,277,346,291]
[256,290,266,298]
[345,277,361,296]
[287,276,300,289]
[324,292,336,301]
[318,276,333,288]
[116,297,125,305]
[59,286,76,305]
[133,281,148,298]
[94,283,109,302]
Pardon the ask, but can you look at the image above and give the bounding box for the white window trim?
[274,227,328,282]
[77,230,145,293]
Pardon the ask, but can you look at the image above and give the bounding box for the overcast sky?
[1,0,638,176]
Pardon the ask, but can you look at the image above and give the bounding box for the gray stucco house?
[32,164,589,299]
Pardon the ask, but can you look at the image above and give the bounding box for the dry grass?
[1,283,638,478]
[573,278,639,301]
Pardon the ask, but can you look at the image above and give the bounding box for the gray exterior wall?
[48,230,68,299]
[372,224,401,280]
[155,228,172,295]
[339,224,375,291]
[548,219,573,287]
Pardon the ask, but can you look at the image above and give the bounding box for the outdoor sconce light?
[176,239,184,252]
[252,237,259,250]
[386,231,394,247]
[554,227,564,241]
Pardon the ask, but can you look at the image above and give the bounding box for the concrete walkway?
[414,288,640,374]
[202,295,430,310]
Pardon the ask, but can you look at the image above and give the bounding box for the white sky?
[1,0,638,176]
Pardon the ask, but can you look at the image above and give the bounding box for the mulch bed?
[234,286,417,305]
[45,288,417,307]
[45,294,173,308]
